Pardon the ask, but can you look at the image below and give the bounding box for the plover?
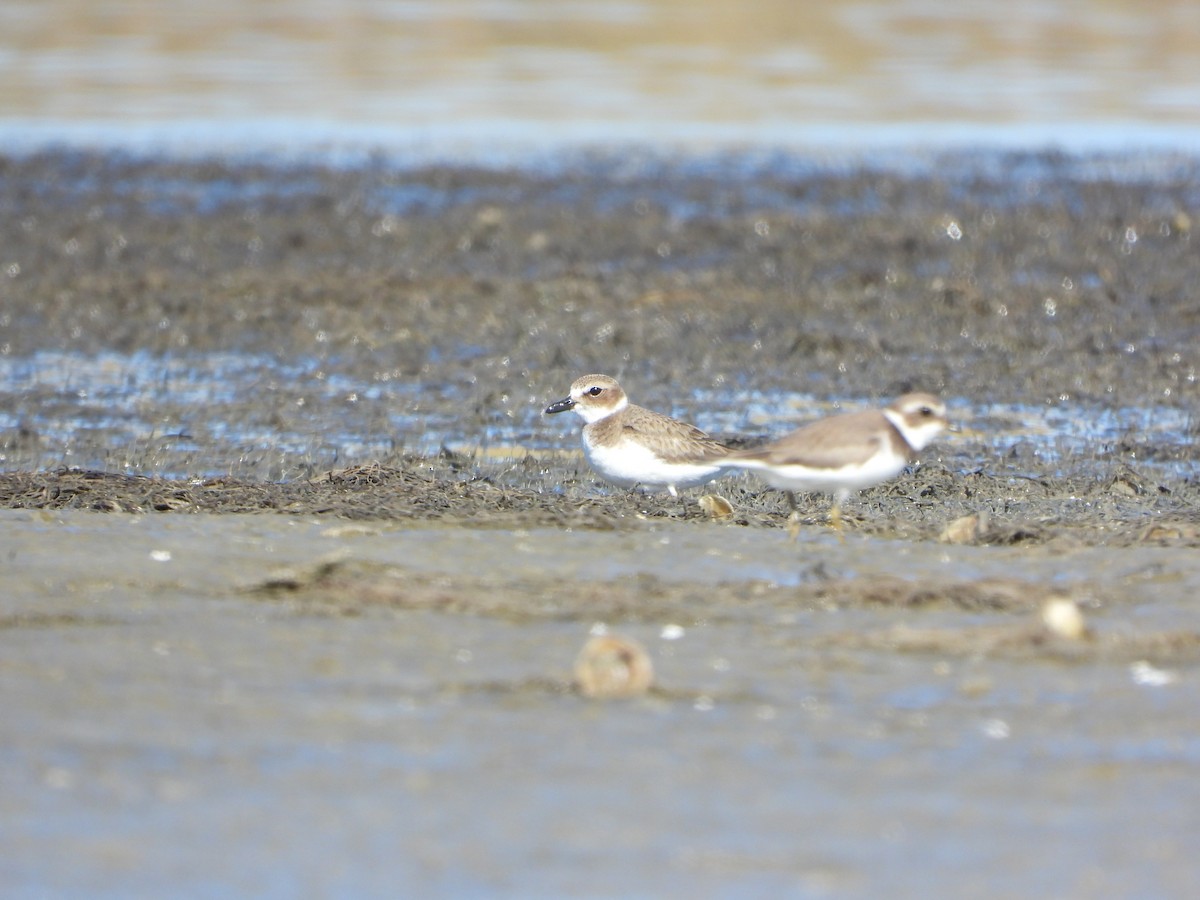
[544,374,728,497]
[715,392,948,535]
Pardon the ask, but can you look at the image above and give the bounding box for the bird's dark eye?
[587,386,603,396]
[920,406,934,417]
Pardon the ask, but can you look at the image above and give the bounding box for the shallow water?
[3,510,1198,897]
[4,0,1200,154]
[0,348,1193,483]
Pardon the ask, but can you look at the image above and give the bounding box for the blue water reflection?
[0,349,1191,482]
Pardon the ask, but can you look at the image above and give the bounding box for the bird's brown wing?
[727,409,903,469]
[613,404,729,463]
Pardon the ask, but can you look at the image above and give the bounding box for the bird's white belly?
[583,437,721,492]
[738,449,909,494]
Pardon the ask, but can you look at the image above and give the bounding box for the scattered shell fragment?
[1130,660,1177,687]
[1108,474,1143,497]
[321,524,382,538]
[1137,522,1196,543]
[958,676,994,698]
[1039,596,1091,641]
[939,511,987,544]
[698,493,734,519]
[574,635,654,699]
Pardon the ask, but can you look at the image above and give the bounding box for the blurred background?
[2,0,1199,154]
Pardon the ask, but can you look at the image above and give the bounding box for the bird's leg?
[829,490,849,543]
[786,490,802,541]
[667,484,688,518]
[829,500,843,535]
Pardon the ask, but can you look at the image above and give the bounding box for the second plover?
[715,392,948,534]
[544,374,728,497]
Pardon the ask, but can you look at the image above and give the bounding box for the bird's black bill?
[544,397,575,415]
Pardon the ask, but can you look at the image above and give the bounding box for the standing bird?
[714,392,948,535]
[544,374,728,497]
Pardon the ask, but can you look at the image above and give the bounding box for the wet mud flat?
[1,147,1199,896]
[2,149,1199,408]
[4,509,1200,897]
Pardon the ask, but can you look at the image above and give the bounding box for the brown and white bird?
[714,392,948,533]
[544,374,728,497]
